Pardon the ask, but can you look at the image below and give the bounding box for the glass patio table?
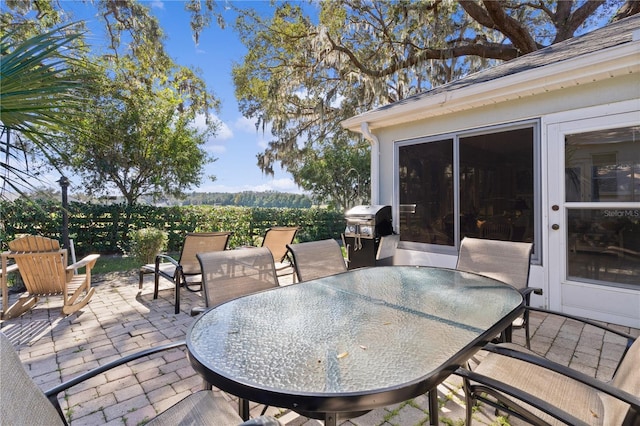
[187,266,524,425]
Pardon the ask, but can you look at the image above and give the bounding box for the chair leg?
[524,311,531,349]
[174,277,180,314]
[153,273,160,299]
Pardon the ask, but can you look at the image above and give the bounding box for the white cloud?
[234,116,257,133]
[150,1,164,10]
[213,120,233,141]
[207,144,226,154]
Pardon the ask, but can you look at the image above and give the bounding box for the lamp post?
[58,176,70,250]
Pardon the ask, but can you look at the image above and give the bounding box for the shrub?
[128,227,168,264]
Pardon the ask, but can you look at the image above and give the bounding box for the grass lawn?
[93,255,141,275]
[91,252,180,275]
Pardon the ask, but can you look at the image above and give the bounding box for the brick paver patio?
[1,267,637,425]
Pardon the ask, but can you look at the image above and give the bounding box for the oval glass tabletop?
[187,265,523,413]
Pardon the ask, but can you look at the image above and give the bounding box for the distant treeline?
[180,191,313,208]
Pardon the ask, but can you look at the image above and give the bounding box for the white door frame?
[544,100,640,328]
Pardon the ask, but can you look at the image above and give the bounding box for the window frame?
[394,119,542,263]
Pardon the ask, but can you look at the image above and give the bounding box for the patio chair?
[286,239,347,282]
[192,247,279,314]
[260,226,299,277]
[0,332,281,426]
[1,235,99,320]
[139,232,231,314]
[456,237,540,348]
[455,307,640,426]
[192,247,280,418]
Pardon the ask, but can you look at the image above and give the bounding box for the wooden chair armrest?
[66,254,100,272]
[1,263,19,276]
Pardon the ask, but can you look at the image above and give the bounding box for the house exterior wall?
[371,74,638,325]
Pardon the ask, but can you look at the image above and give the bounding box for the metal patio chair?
[191,247,280,418]
[456,307,639,425]
[260,226,299,277]
[286,239,347,283]
[0,332,281,426]
[456,237,540,348]
[1,235,99,319]
[139,232,231,314]
[192,247,279,314]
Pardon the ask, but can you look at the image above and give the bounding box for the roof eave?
[341,42,639,133]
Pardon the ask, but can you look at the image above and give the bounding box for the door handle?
[552,224,560,230]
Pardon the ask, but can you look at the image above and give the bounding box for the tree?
[2,0,221,204]
[231,0,639,206]
[0,23,92,199]
[63,60,216,205]
[295,135,370,210]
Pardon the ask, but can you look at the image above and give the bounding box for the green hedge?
[0,200,345,256]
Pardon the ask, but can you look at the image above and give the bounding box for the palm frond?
[0,22,94,199]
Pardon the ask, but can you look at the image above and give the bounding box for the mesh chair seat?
[458,310,639,425]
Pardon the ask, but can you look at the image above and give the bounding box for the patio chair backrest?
[197,247,279,308]
[0,332,65,425]
[286,239,347,282]
[603,337,640,425]
[261,227,299,263]
[456,237,532,290]
[178,232,231,275]
[6,235,68,294]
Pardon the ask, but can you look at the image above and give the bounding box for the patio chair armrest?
[480,343,640,411]
[519,287,542,304]
[45,340,186,397]
[155,254,180,269]
[455,367,591,426]
[526,306,636,344]
[66,254,100,272]
[45,341,186,419]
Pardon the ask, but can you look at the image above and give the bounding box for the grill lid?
[345,205,390,219]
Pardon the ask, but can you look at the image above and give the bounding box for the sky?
[65,0,310,195]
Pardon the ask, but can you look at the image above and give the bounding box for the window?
[396,122,539,258]
[565,125,639,287]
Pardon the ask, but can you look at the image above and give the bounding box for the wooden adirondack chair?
[1,235,99,319]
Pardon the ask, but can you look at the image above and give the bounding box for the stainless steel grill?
[343,205,396,269]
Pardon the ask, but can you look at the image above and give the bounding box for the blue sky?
[66,0,309,195]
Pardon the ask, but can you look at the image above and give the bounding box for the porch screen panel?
[459,128,535,243]
[398,139,454,246]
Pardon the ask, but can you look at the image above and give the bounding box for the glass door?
[565,127,639,286]
[548,112,639,327]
